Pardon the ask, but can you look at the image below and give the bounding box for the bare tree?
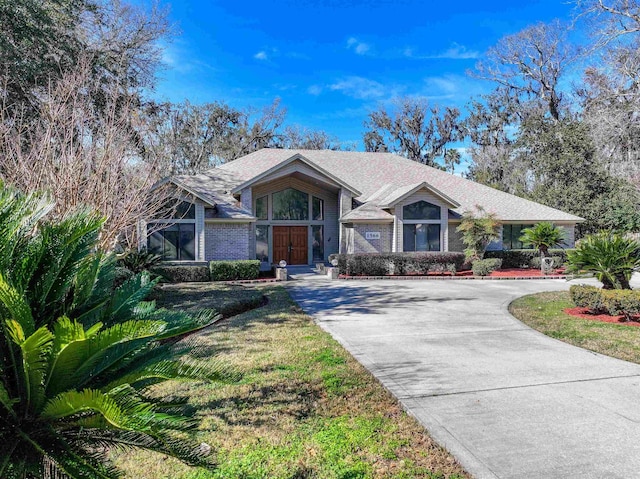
[577,0,640,40]
[574,1,640,181]
[472,20,578,120]
[141,99,287,174]
[363,97,461,167]
[0,60,170,250]
[276,125,355,150]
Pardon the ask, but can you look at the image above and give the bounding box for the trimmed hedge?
[570,284,640,319]
[150,265,211,283]
[210,260,260,281]
[327,252,466,276]
[485,249,574,269]
[472,258,503,276]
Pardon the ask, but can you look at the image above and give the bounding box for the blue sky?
[148,0,576,149]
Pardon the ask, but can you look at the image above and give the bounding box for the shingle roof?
[340,203,394,222]
[207,149,584,222]
[172,173,254,220]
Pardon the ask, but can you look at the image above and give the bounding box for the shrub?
[346,254,389,276]
[151,264,211,282]
[472,258,503,276]
[569,284,603,311]
[570,285,640,320]
[117,247,162,273]
[600,290,640,318]
[485,249,574,269]
[210,260,261,281]
[328,252,466,276]
[114,265,135,288]
[566,231,640,289]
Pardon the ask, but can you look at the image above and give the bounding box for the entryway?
[273,226,308,265]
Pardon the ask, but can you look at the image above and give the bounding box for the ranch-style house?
[144,149,583,269]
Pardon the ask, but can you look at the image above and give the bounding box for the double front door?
[273,226,308,265]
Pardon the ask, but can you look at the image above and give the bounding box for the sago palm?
[519,222,565,258]
[0,184,229,478]
[567,231,640,289]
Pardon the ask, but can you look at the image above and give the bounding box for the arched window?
[272,188,309,220]
[403,200,440,220]
[402,200,441,252]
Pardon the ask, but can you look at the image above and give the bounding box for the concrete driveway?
[286,276,640,479]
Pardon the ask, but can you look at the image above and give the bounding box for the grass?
[150,282,265,317]
[115,284,468,479]
[510,291,640,364]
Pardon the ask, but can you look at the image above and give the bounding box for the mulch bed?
[339,268,567,280]
[563,307,640,327]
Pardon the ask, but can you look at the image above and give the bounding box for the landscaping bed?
[339,268,567,280]
[510,291,640,364]
[115,284,468,479]
[563,306,640,326]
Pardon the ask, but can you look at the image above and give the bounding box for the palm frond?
[17,325,54,412]
[47,320,165,396]
[105,274,159,325]
[0,273,34,336]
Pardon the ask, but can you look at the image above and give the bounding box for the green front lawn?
[509,291,640,364]
[115,284,468,479]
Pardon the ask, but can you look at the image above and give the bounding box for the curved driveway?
[287,276,640,479]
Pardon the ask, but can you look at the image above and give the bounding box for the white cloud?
[422,74,487,103]
[404,42,479,60]
[346,37,371,55]
[439,43,480,60]
[308,85,323,95]
[254,51,268,61]
[329,76,385,100]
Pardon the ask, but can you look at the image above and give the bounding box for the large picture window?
[403,201,440,220]
[148,223,195,260]
[502,224,534,250]
[272,188,309,220]
[403,224,440,252]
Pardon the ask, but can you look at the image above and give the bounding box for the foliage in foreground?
[0,185,227,478]
[566,231,640,289]
[115,285,469,479]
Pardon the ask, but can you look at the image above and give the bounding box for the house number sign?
[365,232,381,240]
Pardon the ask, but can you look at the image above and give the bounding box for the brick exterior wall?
[353,224,393,253]
[205,223,251,261]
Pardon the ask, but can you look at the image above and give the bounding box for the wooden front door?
[272,226,308,265]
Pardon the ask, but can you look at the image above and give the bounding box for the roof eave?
[379,182,460,209]
[154,177,218,207]
[230,153,362,196]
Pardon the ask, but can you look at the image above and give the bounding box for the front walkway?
[287,276,640,479]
